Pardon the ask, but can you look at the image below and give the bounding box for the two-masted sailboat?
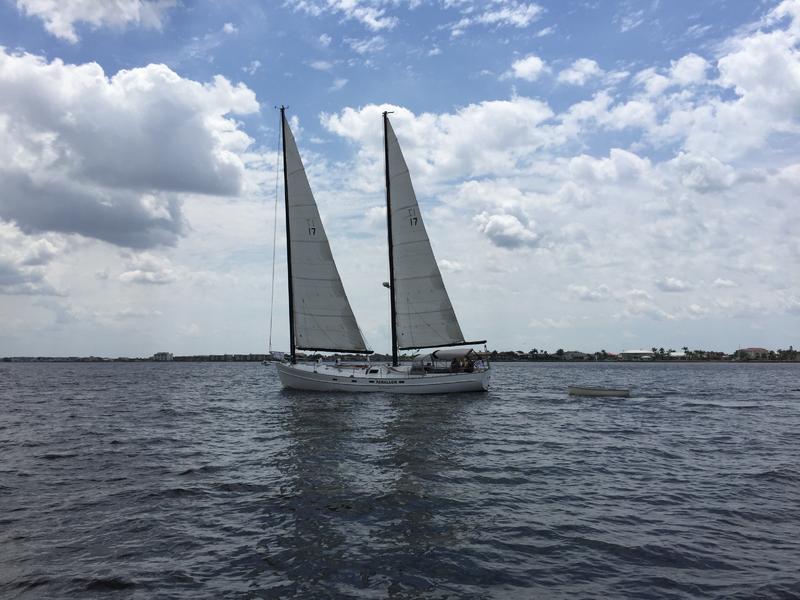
[273,107,489,393]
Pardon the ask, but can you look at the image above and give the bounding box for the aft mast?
[384,111,399,367]
[280,106,296,364]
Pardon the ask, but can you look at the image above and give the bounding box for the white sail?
[386,118,466,349]
[283,116,369,352]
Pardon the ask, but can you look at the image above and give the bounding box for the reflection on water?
[265,391,479,596]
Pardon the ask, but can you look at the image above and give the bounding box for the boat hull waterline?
[276,362,489,394]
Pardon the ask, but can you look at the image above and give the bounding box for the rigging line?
[268,119,282,353]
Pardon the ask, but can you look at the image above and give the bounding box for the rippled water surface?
[1,361,799,599]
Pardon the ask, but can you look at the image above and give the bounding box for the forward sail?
[282,114,370,353]
[385,117,468,350]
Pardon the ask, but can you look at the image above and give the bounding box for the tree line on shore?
[486,346,798,361]
[3,346,797,363]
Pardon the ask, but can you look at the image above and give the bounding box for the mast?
[281,106,296,364]
[384,111,399,366]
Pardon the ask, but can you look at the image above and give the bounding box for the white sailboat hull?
[276,362,489,394]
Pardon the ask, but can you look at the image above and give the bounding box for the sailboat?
[274,107,490,393]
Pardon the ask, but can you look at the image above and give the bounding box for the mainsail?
[385,116,467,350]
[282,113,369,353]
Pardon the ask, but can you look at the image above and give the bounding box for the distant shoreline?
[2,356,798,364]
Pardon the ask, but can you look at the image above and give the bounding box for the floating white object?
[568,386,631,397]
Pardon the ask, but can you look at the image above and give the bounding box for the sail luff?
[385,117,467,349]
[384,112,399,366]
[281,112,370,354]
[280,107,296,363]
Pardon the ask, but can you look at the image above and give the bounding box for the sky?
[0,0,798,357]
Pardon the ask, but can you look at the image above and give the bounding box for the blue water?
[1,362,799,598]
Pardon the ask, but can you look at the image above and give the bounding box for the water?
[1,362,799,599]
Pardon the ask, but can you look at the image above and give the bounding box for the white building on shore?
[620,349,654,360]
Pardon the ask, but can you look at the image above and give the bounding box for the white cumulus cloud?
[0,49,259,248]
[16,0,177,43]
[506,54,547,81]
[474,212,539,249]
[557,58,603,86]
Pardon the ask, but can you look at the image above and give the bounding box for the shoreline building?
[739,347,769,359]
[152,352,174,361]
[620,349,654,360]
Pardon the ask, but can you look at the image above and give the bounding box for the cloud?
[290,0,542,37]
[0,49,258,248]
[569,149,651,184]
[529,316,573,329]
[558,93,657,138]
[319,33,332,47]
[181,322,200,336]
[329,77,348,91]
[0,173,185,248]
[243,60,261,75]
[20,238,59,266]
[506,54,547,81]
[310,60,334,70]
[0,223,62,295]
[222,22,238,34]
[118,252,177,285]
[621,289,675,320]
[450,1,543,37]
[557,58,603,86]
[304,3,800,350]
[656,277,692,292]
[346,35,387,54]
[322,98,554,184]
[783,295,800,315]
[0,257,57,295]
[114,307,163,319]
[686,303,710,319]
[438,258,463,273]
[553,6,800,163]
[669,152,736,193]
[16,0,177,43]
[712,278,737,288]
[2,1,798,356]
[287,0,397,31]
[474,212,539,249]
[364,206,386,227]
[616,8,645,33]
[625,289,652,301]
[569,284,610,301]
[671,53,708,86]
[634,53,708,96]
[686,23,712,39]
[643,5,800,160]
